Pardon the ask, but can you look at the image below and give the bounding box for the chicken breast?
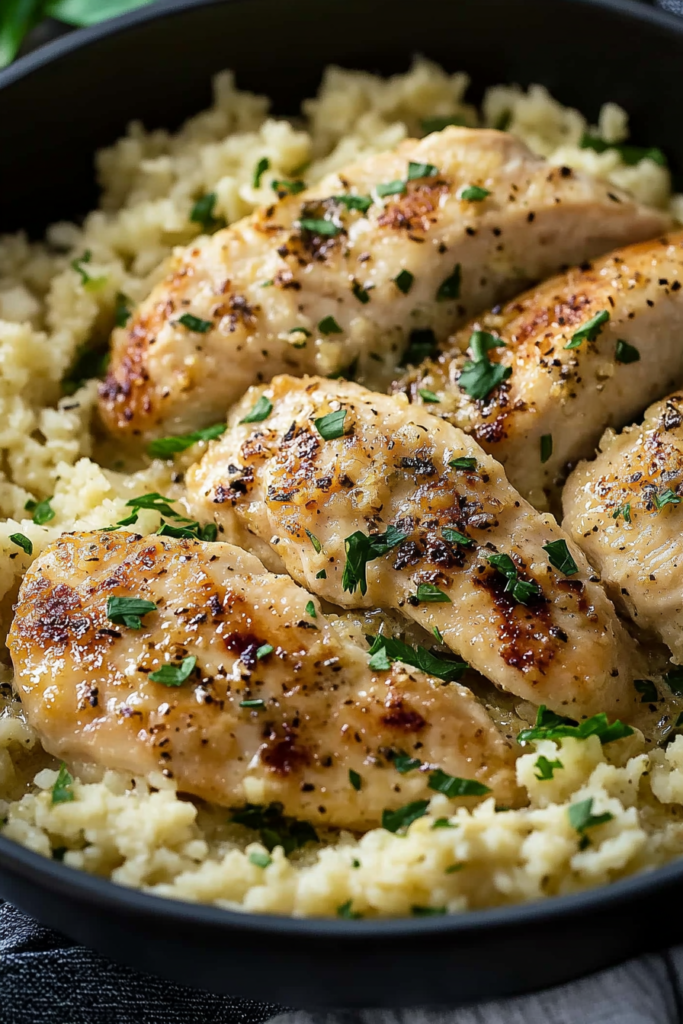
[98,127,667,441]
[395,233,683,509]
[7,532,522,829]
[563,391,683,664]
[188,375,639,721]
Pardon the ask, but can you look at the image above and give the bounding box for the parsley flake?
[408,160,439,179]
[412,905,446,916]
[428,769,491,798]
[253,157,270,188]
[458,331,511,400]
[316,569,327,580]
[393,751,422,774]
[71,251,106,291]
[654,488,681,510]
[240,395,273,424]
[9,532,32,555]
[615,338,640,364]
[443,528,472,547]
[665,667,683,696]
[149,655,197,687]
[249,850,272,868]
[568,797,613,835]
[634,679,658,703]
[543,539,579,576]
[415,582,451,603]
[305,529,322,553]
[421,115,467,132]
[147,423,226,459]
[579,133,667,166]
[349,769,362,791]
[107,596,156,630]
[300,218,340,236]
[178,313,212,333]
[459,185,490,201]
[487,552,541,605]
[352,280,370,304]
[449,457,477,471]
[612,503,632,524]
[272,179,305,196]
[25,497,55,526]
[394,269,414,294]
[114,292,132,328]
[337,900,362,919]
[400,328,438,366]
[305,600,317,619]
[314,409,347,440]
[190,192,225,233]
[51,763,75,805]
[342,526,406,596]
[318,315,343,335]
[540,434,553,464]
[518,704,634,745]
[240,699,265,709]
[534,755,563,781]
[436,263,461,301]
[230,803,318,855]
[333,194,373,212]
[367,634,467,682]
[418,389,440,403]
[257,644,274,660]
[381,799,430,833]
[376,180,406,197]
[565,309,610,349]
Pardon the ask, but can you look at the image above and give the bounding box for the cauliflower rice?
[0,59,682,918]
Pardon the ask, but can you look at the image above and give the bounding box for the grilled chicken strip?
[98,127,667,441]
[188,375,638,721]
[395,233,683,509]
[7,532,522,828]
[563,391,683,665]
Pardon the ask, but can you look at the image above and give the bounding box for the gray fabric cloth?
[3,1,683,1021]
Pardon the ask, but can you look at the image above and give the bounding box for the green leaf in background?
[47,0,155,29]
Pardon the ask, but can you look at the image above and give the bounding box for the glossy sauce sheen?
[188,375,640,720]
[98,128,667,440]
[7,533,522,827]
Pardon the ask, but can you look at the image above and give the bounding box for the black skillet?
[0,0,682,1008]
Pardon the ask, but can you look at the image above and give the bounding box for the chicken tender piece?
[188,376,638,721]
[98,127,667,441]
[7,532,522,828]
[563,391,683,665]
[396,234,683,509]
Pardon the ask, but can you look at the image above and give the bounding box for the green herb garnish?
[333,194,373,212]
[415,582,451,604]
[51,763,75,805]
[190,192,225,233]
[449,457,477,471]
[487,552,541,605]
[230,802,318,855]
[9,532,32,555]
[436,263,461,301]
[149,655,196,687]
[458,330,511,400]
[412,905,446,916]
[421,115,467,133]
[443,528,472,547]
[71,250,106,290]
[579,133,667,166]
[253,157,270,188]
[318,315,343,335]
[393,752,422,774]
[25,497,55,525]
[147,423,226,458]
[315,409,347,440]
[349,769,362,791]
[337,900,362,919]
[352,280,370,304]
[106,596,156,630]
[543,539,579,576]
[428,769,491,798]
[634,679,658,703]
[394,269,414,294]
[418,389,440,403]
[272,179,306,196]
[654,488,681,510]
[376,180,406,197]
[612,504,632,524]
[300,218,340,236]
[240,699,265,709]
[178,313,213,333]
[459,185,490,201]
[248,851,272,868]
[316,569,327,579]
[540,434,553,464]
[615,339,640,364]
[565,309,610,350]
[240,395,273,423]
[664,667,683,696]
[534,756,563,780]
[305,530,322,553]
[408,160,439,180]
[114,292,132,328]
[256,644,274,660]
[400,328,438,366]
[381,799,430,833]
[367,634,467,683]
[568,797,613,835]
[342,525,406,596]
[518,704,634,745]
[305,600,317,619]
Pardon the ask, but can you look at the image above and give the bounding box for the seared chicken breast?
[98,128,667,441]
[188,375,639,721]
[7,532,522,828]
[563,391,683,665]
[396,234,683,509]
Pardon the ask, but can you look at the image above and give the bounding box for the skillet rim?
[0,0,683,942]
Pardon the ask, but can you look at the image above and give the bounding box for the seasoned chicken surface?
[395,234,683,509]
[188,375,639,721]
[98,127,668,441]
[563,391,683,665]
[7,532,522,828]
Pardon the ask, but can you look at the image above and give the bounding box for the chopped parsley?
[314,409,347,440]
[432,818,456,829]
[579,133,667,166]
[564,309,610,350]
[149,655,197,687]
[449,457,477,471]
[436,263,461,301]
[178,313,212,333]
[349,769,362,791]
[486,552,541,605]
[256,644,274,660]
[381,799,430,833]
[248,851,272,869]
[253,157,270,188]
[428,769,491,798]
[240,395,273,423]
[534,756,563,781]
[106,596,156,630]
[305,600,317,619]
[190,192,225,233]
[230,802,318,855]
[316,569,327,580]
[517,704,634,745]
[568,797,613,835]
[157,521,217,542]
[394,269,414,294]
[318,315,343,335]
[458,330,511,401]
[147,423,226,458]
[634,679,658,703]
[654,488,681,510]
[615,338,640,364]
[543,539,579,576]
[433,627,444,643]
[333,194,373,212]
[443,527,472,547]
[664,667,683,696]
[114,292,132,328]
[540,434,553,464]
[459,185,491,201]
[376,180,406,197]
[415,582,451,603]
[612,503,632,524]
[408,160,439,179]
[412,905,446,916]
[418,389,440,403]
[272,179,306,196]
[421,115,467,133]
[342,525,406,596]
[51,763,75,805]
[240,699,265,709]
[305,530,322,553]
[125,492,182,518]
[400,328,438,366]
[71,251,106,290]
[393,751,422,774]
[9,532,32,555]
[352,280,370,304]
[62,343,110,393]
[368,645,391,671]
[299,218,340,236]
[337,900,362,919]
[24,497,54,526]
[367,634,467,683]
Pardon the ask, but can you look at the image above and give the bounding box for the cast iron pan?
[0,0,682,1008]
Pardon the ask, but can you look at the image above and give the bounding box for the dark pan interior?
[1,0,683,1008]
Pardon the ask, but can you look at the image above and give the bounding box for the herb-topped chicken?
[188,375,640,721]
[563,391,683,665]
[7,532,523,828]
[98,127,667,441]
[395,233,683,508]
